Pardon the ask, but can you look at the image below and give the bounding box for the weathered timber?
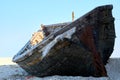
[13,5,115,77]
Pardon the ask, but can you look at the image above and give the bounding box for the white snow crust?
[13,26,75,62]
[42,27,76,58]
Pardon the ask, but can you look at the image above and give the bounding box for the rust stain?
[27,57,42,66]
[78,25,107,76]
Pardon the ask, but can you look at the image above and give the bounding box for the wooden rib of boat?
[13,5,115,77]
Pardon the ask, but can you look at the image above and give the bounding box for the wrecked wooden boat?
[13,5,115,77]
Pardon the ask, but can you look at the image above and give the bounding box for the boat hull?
[13,5,115,77]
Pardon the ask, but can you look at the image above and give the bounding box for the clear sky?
[0,0,120,58]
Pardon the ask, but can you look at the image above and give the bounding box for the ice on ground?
[26,76,109,80]
[0,65,28,80]
[106,58,120,80]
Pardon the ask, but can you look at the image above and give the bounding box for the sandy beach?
[0,57,15,65]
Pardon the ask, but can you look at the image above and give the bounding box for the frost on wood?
[42,27,76,58]
[13,27,76,62]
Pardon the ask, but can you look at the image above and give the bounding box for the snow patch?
[26,76,109,80]
[106,58,120,80]
[13,47,34,62]
[42,27,76,58]
[0,65,28,80]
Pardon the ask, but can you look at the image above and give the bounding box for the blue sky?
[0,0,120,57]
